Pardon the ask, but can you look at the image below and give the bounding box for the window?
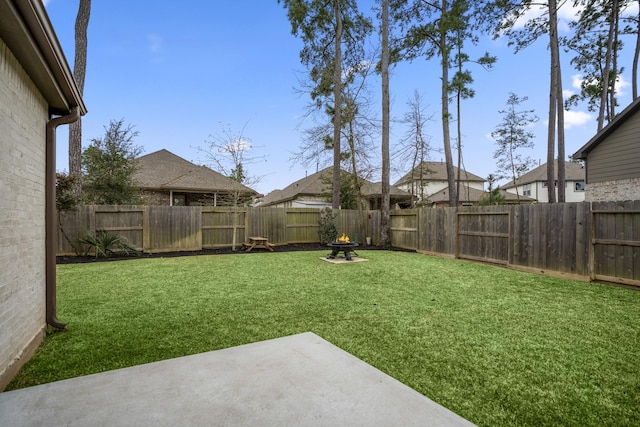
[522,184,531,197]
[575,181,585,192]
[172,194,186,206]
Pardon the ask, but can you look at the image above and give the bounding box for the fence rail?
[58,202,640,286]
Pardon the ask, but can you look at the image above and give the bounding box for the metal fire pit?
[327,242,359,261]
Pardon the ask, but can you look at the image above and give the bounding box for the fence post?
[507,206,518,265]
[88,205,96,235]
[415,208,419,251]
[143,206,149,253]
[454,207,460,259]
[589,203,596,281]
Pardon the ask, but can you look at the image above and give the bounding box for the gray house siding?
[586,115,640,183]
[574,98,640,201]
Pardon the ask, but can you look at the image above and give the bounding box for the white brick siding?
[0,39,48,383]
[586,178,640,202]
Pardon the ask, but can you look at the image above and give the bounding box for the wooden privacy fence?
[590,200,640,286]
[58,202,639,286]
[57,206,381,254]
[389,201,639,286]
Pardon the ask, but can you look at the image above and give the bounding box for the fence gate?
[457,208,510,265]
[591,201,640,286]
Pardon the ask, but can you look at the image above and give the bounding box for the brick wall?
[586,178,640,202]
[139,190,170,206]
[0,39,48,387]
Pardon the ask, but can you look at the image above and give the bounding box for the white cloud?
[557,2,582,22]
[563,110,592,129]
[542,110,592,129]
[511,1,581,32]
[622,2,639,18]
[615,74,630,97]
[146,33,163,54]
[571,74,582,90]
[568,72,631,97]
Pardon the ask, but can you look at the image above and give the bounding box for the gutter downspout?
[46,106,80,330]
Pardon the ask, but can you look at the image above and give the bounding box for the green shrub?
[78,230,140,258]
[318,207,338,243]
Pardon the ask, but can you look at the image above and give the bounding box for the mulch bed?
[57,243,414,264]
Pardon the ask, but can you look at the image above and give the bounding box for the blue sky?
[44,0,637,195]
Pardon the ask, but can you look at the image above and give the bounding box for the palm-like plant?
[78,230,140,258]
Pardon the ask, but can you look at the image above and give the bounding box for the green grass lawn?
[8,250,640,426]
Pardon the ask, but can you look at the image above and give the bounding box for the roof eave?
[0,0,87,116]
[573,97,640,159]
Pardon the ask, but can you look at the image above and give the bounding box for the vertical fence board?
[286,208,321,243]
[574,202,590,276]
[364,211,380,245]
[511,205,524,265]
[631,200,640,281]
[614,202,625,278]
[145,206,201,253]
[457,206,509,264]
[591,201,640,285]
[622,201,634,279]
[246,207,287,245]
[390,210,418,249]
[335,210,362,243]
[57,205,94,255]
[94,206,144,249]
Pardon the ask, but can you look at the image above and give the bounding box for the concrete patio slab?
[0,332,475,426]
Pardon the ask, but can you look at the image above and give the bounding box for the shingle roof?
[259,167,412,206]
[501,160,585,189]
[360,180,412,198]
[426,186,535,204]
[134,149,258,195]
[394,161,485,186]
[426,186,486,203]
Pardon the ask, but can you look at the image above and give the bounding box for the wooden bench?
[243,236,274,252]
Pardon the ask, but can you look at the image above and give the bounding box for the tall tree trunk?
[546,0,559,204]
[553,0,565,203]
[598,0,616,131]
[332,0,343,209]
[380,0,391,245]
[633,1,640,100]
[456,36,462,202]
[69,0,91,196]
[557,78,566,203]
[609,0,620,120]
[441,1,457,207]
[346,120,365,239]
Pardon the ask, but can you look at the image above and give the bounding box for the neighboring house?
[497,189,537,205]
[501,160,586,203]
[573,98,640,202]
[393,161,486,206]
[258,167,413,209]
[427,187,536,207]
[0,0,86,389]
[426,186,487,207]
[134,149,259,206]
